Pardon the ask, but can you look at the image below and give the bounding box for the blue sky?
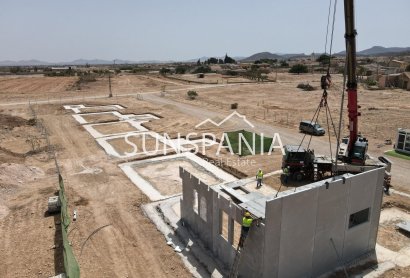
[0,0,409,61]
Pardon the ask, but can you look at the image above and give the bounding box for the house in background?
[389,60,408,71]
[377,72,410,90]
[395,128,410,155]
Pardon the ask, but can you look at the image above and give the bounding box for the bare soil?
[0,72,409,277]
[80,113,120,123]
[107,134,169,156]
[80,106,123,113]
[135,158,222,196]
[92,121,138,135]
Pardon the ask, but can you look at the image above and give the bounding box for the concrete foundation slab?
[119,152,236,201]
[72,111,159,124]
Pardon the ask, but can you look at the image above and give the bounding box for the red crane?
[339,0,368,165]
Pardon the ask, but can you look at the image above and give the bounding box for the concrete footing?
[120,152,236,201]
[63,104,124,113]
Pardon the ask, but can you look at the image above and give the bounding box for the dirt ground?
[135,158,222,196]
[0,73,409,277]
[0,74,191,103]
[92,122,138,135]
[80,113,121,123]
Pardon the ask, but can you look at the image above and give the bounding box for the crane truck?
[282,0,392,185]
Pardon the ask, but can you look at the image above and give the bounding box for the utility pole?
[108,74,113,98]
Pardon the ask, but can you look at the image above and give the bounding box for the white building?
[395,128,410,155]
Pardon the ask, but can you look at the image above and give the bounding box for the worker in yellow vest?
[256,168,263,188]
[283,166,290,184]
[239,211,253,248]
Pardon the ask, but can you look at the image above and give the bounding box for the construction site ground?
[0,72,409,277]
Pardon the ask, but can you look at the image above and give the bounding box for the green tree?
[207,57,218,64]
[193,66,212,74]
[280,60,289,67]
[175,65,187,74]
[159,67,171,75]
[197,59,201,66]
[317,54,331,65]
[10,66,21,74]
[224,54,236,64]
[406,64,410,72]
[289,64,308,74]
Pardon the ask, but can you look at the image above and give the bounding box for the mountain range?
[1,46,409,66]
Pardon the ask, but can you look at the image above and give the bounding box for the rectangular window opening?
[233,220,242,248]
[193,190,198,214]
[349,208,370,229]
[220,210,229,242]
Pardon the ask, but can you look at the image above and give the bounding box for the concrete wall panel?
[343,169,380,261]
[311,178,348,277]
[278,188,319,278]
[262,198,283,278]
[367,169,385,249]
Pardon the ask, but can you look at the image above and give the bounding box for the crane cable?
[296,0,339,171]
[324,0,333,57]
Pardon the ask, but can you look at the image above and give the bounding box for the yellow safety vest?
[242,217,253,228]
[257,171,263,179]
[284,168,290,176]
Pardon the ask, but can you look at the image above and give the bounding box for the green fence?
[29,103,80,277]
[224,130,274,156]
[59,174,80,278]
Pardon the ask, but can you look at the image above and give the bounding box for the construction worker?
[239,211,253,248]
[256,168,263,188]
[283,166,290,184]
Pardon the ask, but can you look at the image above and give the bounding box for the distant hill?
[335,46,410,56]
[240,52,283,62]
[2,46,409,66]
[0,58,147,66]
[240,52,309,62]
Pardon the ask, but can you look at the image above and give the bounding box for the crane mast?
[344,0,358,147]
[339,0,368,165]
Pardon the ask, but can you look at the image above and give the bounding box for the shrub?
[187,90,198,100]
[317,54,331,65]
[160,67,171,75]
[297,83,315,91]
[175,65,187,74]
[365,79,377,86]
[280,61,289,67]
[289,64,308,74]
[193,66,212,74]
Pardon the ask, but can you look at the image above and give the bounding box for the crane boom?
[338,0,368,165]
[344,0,358,149]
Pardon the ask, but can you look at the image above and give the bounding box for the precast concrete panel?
[343,169,379,261]
[311,178,348,277]
[278,187,319,278]
[367,168,385,250]
[262,198,283,278]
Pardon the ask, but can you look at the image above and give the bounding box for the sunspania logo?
[123,111,285,157]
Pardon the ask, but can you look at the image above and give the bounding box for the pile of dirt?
[0,114,29,130]
[0,163,44,186]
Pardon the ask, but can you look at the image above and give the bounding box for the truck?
[282,0,392,186]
